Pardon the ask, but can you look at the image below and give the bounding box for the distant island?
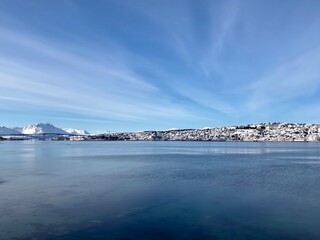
[1,122,320,142]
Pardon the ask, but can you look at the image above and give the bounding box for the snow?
[63,128,90,135]
[164,128,178,131]
[0,123,90,135]
[21,123,68,135]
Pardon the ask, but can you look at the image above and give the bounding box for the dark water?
[1,141,320,240]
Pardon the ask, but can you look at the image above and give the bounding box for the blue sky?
[1,0,320,132]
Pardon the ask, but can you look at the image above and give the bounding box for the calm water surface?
[1,141,320,239]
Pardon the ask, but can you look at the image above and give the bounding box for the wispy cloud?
[128,1,239,115]
[200,0,241,78]
[1,1,320,130]
[247,46,320,110]
[0,26,193,123]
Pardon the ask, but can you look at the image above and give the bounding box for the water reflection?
[0,141,320,239]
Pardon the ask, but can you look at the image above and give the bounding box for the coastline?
[1,122,320,142]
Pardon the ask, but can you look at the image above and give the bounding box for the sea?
[1,141,320,240]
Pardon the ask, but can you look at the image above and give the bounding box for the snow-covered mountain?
[0,123,90,135]
[22,123,68,135]
[0,126,21,135]
[63,128,90,135]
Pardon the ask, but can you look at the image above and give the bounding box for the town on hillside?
[2,122,320,142]
[90,122,320,142]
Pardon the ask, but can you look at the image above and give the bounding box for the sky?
[1,0,320,132]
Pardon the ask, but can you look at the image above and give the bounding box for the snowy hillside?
[1,123,90,135]
[0,126,21,135]
[22,123,67,135]
[63,128,90,135]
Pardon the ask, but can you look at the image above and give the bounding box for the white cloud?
[247,46,320,110]
[0,27,193,121]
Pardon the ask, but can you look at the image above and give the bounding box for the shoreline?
[1,122,320,142]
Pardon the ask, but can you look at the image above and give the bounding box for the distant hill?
[0,123,90,136]
[63,128,90,135]
[0,126,21,135]
[21,123,68,134]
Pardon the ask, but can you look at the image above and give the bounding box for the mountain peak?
[63,128,90,135]
[0,126,21,135]
[33,123,53,127]
[22,123,67,135]
[1,123,90,135]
